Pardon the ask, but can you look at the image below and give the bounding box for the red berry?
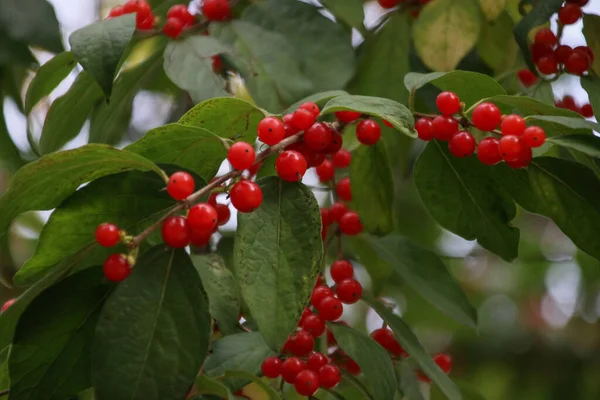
[522,126,546,148]
[228,142,256,171]
[436,91,461,115]
[330,260,353,283]
[299,102,320,117]
[536,54,558,75]
[431,116,458,141]
[498,135,524,162]
[383,119,394,128]
[321,208,334,226]
[1,299,15,313]
[291,109,316,131]
[558,4,582,24]
[505,144,532,169]
[167,4,195,26]
[339,211,363,236]
[201,0,230,21]
[415,118,434,141]
[281,357,306,383]
[448,131,476,158]
[517,69,538,88]
[325,130,343,154]
[335,111,361,123]
[581,104,594,118]
[304,123,332,152]
[163,17,184,38]
[531,43,554,63]
[316,159,335,182]
[261,356,282,378]
[337,352,361,375]
[136,13,154,30]
[95,223,120,247]
[534,28,557,46]
[162,216,191,248]
[311,286,333,308]
[356,120,381,145]
[567,0,588,5]
[335,177,352,201]
[574,46,594,62]
[294,369,320,396]
[212,56,223,73]
[103,254,131,282]
[230,180,263,212]
[276,150,307,182]
[332,150,352,168]
[319,365,341,389]
[477,137,502,165]
[167,171,195,200]
[258,117,285,145]
[307,352,328,372]
[471,102,501,132]
[288,331,315,357]
[378,0,399,8]
[330,202,348,222]
[108,6,125,18]
[555,45,573,64]
[123,0,139,13]
[565,50,591,75]
[136,2,152,19]
[190,228,211,247]
[563,95,577,109]
[336,279,362,304]
[500,114,526,136]
[302,313,326,338]
[188,203,218,232]
[215,203,231,225]
[434,353,452,374]
[370,328,407,357]
[317,296,344,321]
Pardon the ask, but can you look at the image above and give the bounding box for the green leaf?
[349,13,411,104]
[192,254,241,335]
[363,295,462,400]
[527,81,554,105]
[93,246,211,400]
[256,154,277,179]
[513,0,563,73]
[16,170,175,286]
[345,235,393,286]
[223,371,282,400]
[414,141,519,261]
[0,100,25,173]
[397,362,425,400]
[350,140,394,235]
[492,158,600,261]
[583,14,600,75]
[581,75,600,118]
[320,0,365,30]
[547,134,600,159]
[8,268,111,400]
[477,12,518,74]
[477,0,506,21]
[524,115,600,135]
[196,376,234,400]
[413,0,482,72]
[204,332,275,378]
[24,52,77,114]
[0,347,9,391]
[367,235,477,328]
[327,322,397,400]
[404,71,505,109]
[473,95,579,117]
[39,72,104,154]
[0,144,164,238]
[321,95,416,138]
[432,382,486,400]
[285,90,349,115]
[69,14,136,97]
[242,0,355,93]
[233,177,322,350]
[0,0,63,53]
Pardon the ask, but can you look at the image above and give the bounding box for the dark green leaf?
[39,72,104,154]
[320,0,365,29]
[0,101,25,173]
[69,14,136,97]
[327,322,397,400]
[527,81,554,105]
[581,75,600,118]
[204,332,275,378]
[432,382,487,400]
[363,295,462,400]
[93,246,211,400]
[223,371,282,399]
[397,362,425,400]
[196,376,234,400]
[285,90,349,115]
[367,235,477,328]
[24,52,77,114]
[9,268,111,400]
[256,154,277,179]
[0,144,164,238]
[524,115,600,134]
[0,347,8,391]
[547,134,600,158]
[192,254,241,335]
[345,235,393,285]
[413,0,482,72]
[477,0,506,21]
[234,177,322,349]
[350,140,394,235]
[583,14,600,75]
[477,12,518,74]
[414,141,519,261]
[321,95,416,138]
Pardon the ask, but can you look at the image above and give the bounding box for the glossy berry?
[477,137,502,166]
[291,108,316,131]
[534,28,557,46]
[167,171,195,200]
[517,69,537,88]
[288,331,315,357]
[555,45,573,64]
[432,116,458,141]
[339,211,363,236]
[371,328,407,357]
[136,13,154,30]
[316,159,335,182]
[302,313,326,338]
[95,223,120,247]
[501,114,526,136]
[575,46,594,62]
[190,228,211,247]
[531,43,554,63]
[167,4,195,26]
[565,50,590,75]
[434,354,452,374]
[319,365,341,389]
[188,203,218,232]
[201,0,230,21]
[123,0,139,13]
[506,144,532,169]
[330,260,353,283]
[215,203,231,225]
[281,357,306,383]
[332,149,352,168]
[378,0,399,8]
[415,118,435,141]
[356,120,381,145]
[311,286,334,308]
[336,279,363,304]
[326,130,343,154]
[276,150,307,182]
[228,142,256,170]
[472,102,501,132]
[304,123,332,151]
[212,55,223,73]
[261,356,282,378]
[307,352,329,372]
[108,6,125,18]
[330,202,348,222]
[558,4,582,25]
[321,208,334,226]
[294,370,320,396]
[567,0,588,5]
[498,135,524,162]
[317,296,344,321]
[522,126,546,148]
[448,131,476,158]
[581,104,594,118]
[230,180,263,212]
[163,17,184,38]
[103,254,131,282]
[436,91,461,115]
[335,111,361,123]
[336,177,352,201]
[258,117,285,145]
[162,216,191,248]
[1,299,15,313]
[536,54,558,75]
[299,102,320,117]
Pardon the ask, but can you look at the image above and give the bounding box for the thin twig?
[0,389,8,397]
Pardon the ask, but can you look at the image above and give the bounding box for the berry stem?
[413,111,438,119]
[408,88,416,113]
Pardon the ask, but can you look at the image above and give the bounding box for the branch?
[0,389,8,397]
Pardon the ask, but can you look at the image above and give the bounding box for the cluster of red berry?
[107,0,155,30]
[555,94,594,118]
[415,91,546,169]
